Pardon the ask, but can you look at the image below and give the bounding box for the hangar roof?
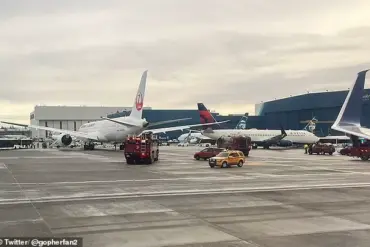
[256,88,370,115]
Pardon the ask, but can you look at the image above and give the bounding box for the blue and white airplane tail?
[235,116,248,129]
[331,69,370,139]
[303,117,318,132]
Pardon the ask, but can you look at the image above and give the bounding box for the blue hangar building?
[255,88,370,137]
[108,89,370,139]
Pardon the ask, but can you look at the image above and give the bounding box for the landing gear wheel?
[221,162,228,168]
[361,155,369,161]
[84,143,95,150]
[148,154,155,164]
[237,160,244,167]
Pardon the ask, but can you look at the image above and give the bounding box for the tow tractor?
[123,132,159,164]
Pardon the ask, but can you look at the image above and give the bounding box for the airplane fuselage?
[77,117,145,142]
[177,132,210,143]
[202,129,319,144]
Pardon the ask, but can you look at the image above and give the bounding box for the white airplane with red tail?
[1,70,228,150]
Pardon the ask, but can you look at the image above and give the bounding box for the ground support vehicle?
[124,133,159,164]
[194,147,225,160]
[208,150,245,168]
[216,136,252,156]
[348,147,370,160]
[308,143,335,155]
[339,146,352,155]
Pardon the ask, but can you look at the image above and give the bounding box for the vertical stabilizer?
[129,70,148,119]
[197,103,219,130]
[303,117,318,132]
[235,116,248,129]
[332,70,369,128]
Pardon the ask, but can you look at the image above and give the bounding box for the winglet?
[129,70,148,119]
[332,69,369,129]
[280,125,287,137]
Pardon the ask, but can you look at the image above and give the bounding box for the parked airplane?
[1,71,227,150]
[177,131,210,144]
[177,115,249,144]
[197,103,319,149]
[331,69,370,142]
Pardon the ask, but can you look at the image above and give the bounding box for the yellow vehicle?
[208,150,245,168]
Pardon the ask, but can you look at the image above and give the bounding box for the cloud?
[0,0,370,123]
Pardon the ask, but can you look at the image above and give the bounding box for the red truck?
[217,135,252,156]
[348,145,370,160]
[124,133,159,164]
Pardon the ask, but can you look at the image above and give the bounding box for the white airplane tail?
[129,70,148,120]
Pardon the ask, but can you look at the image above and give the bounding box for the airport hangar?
[29,88,370,140]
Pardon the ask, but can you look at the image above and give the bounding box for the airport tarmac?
[1,146,370,247]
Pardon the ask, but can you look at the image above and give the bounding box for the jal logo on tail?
[136,92,143,110]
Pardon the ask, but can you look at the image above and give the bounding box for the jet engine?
[276,140,293,147]
[55,134,73,147]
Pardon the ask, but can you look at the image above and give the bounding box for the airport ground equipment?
[348,145,370,160]
[124,132,159,164]
[308,143,335,155]
[208,150,245,168]
[339,146,352,155]
[216,135,252,156]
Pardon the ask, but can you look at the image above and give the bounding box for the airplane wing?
[148,118,192,127]
[262,126,287,144]
[0,121,99,141]
[141,120,230,134]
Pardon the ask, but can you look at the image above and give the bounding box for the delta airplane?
[1,71,227,150]
[197,103,319,149]
[331,69,370,142]
[177,115,249,144]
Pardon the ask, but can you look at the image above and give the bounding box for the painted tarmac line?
[1,171,367,186]
[1,171,368,187]
[2,182,370,205]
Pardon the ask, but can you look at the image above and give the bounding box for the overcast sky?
[1,0,370,123]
